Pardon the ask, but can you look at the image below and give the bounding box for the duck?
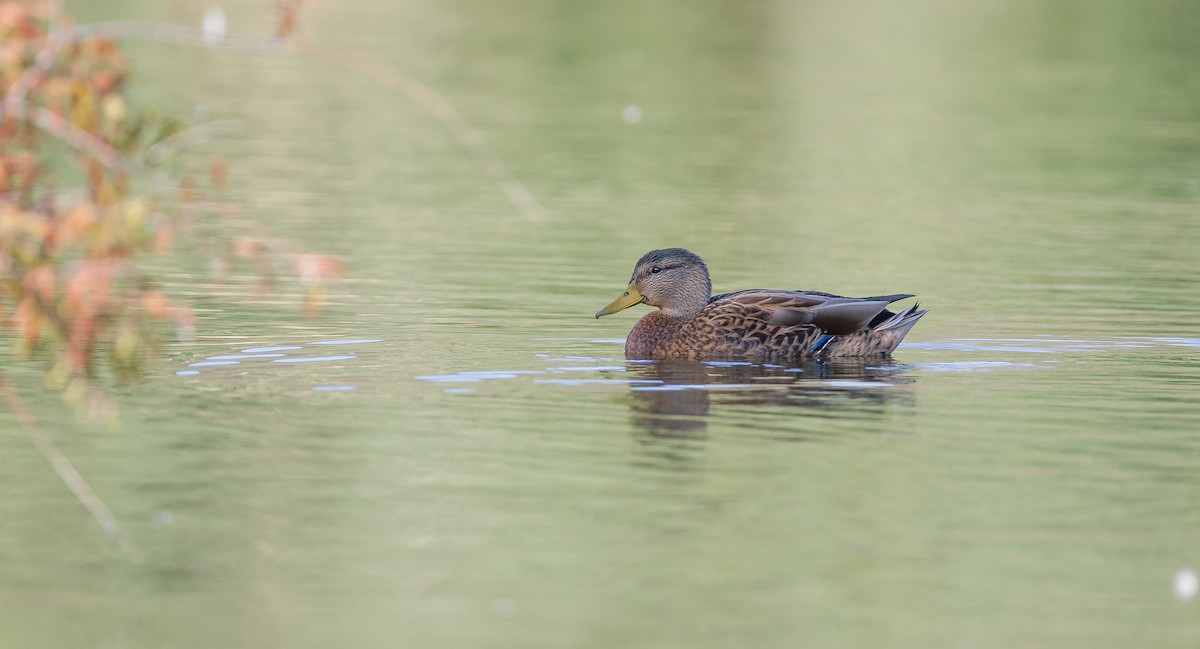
[595,248,927,360]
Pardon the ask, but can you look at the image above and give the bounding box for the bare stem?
[0,370,141,560]
[142,119,242,164]
[32,108,130,173]
[307,46,549,223]
[1,16,548,222]
[1,20,288,123]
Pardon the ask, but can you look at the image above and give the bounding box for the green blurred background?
[3,1,1200,647]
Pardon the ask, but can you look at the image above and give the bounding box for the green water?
[4,0,1200,647]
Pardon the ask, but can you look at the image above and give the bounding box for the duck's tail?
[816,302,928,358]
[871,303,929,350]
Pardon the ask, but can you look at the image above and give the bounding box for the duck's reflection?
[621,359,916,448]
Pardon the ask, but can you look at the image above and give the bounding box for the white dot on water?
[1174,568,1198,601]
[492,597,516,617]
[622,105,643,125]
[202,6,226,46]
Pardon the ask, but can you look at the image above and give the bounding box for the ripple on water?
[535,354,613,363]
[272,355,358,364]
[819,380,894,389]
[411,335,1200,396]
[632,384,756,391]
[901,341,1058,353]
[535,379,663,386]
[188,360,241,367]
[1151,337,1200,348]
[901,337,1197,354]
[206,353,287,360]
[547,366,627,372]
[241,346,303,353]
[915,361,1040,373]
[532,338,626,345]
[176,339,384,381]
[416,370,543,383]
[415,336,1081,391]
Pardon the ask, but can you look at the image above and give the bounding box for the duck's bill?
[595,283,646,318]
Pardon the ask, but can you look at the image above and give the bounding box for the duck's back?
[625,290,926,360]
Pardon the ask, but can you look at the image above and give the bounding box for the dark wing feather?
[714,290,901,335]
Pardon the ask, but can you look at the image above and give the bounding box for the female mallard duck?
[595,248,927,360]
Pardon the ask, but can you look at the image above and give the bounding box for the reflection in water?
[622,359,916,465]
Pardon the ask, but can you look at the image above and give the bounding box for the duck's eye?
[650,266,662,274]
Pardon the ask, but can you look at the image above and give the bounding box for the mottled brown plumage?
[595,248,927,360]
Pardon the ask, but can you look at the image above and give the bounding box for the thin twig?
[35,19,289,55]
[32,108,131,172]
[0,370,141,559]
[1,21,287,122]
[47,0,62,32]
[1,17,549,222]
[307,46,549,223]
[142,119,242,165]
[2,7,68,119]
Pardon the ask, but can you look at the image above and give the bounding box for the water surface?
[3,0,1200,647]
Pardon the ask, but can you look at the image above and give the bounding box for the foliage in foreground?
[0,1,337,411]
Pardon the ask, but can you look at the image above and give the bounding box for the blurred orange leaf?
[0,2,39,39]
[23,264,55,301]
[234,236,262,260]
[55,202,97,249]
[210,156,227,187]
[65,258,114,319]
[275,1,301,39]
[91,70,120,95]
[152,222,172,252]
[14,296,42,347]
[295,254,343,285]
[141,290,169,318]
[171,303,196,341]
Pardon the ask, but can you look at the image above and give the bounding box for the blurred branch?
[1,13,549,223]
[1,20,288,122]
[32,108,131,173]
[0,370,141,560]
[311,47,549,223]
[45,0,62,32]
[142,119,242,165]
[1,5,70,119]
[64,19,290,52]
[19,18,289,53]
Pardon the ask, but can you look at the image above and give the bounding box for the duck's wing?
[711,290,913,335]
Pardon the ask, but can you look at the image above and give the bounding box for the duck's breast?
[625,312,688,359]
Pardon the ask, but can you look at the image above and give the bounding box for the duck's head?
[595,248,712,319]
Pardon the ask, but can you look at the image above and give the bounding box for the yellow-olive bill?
[595,282,646,318]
